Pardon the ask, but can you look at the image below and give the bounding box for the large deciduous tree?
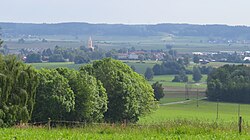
[56,68,108,122]
[0,55,39,126]
[32,69,75,121]
[81,58,157,123]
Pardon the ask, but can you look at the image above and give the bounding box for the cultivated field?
[5,35,250,54]
[30,62,82,70]
[150,74,207,89]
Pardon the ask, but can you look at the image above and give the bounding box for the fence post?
[48,118,51,130]
[239,116,242,134]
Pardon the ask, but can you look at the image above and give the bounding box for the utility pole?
[196,88,199,107]
[185,83,190,100]
[238,103,241,117]
[216,99,219,120]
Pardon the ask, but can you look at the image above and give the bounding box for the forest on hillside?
[1,22,250,39]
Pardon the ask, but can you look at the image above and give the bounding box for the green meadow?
[1,99,249,140]
[150,74,207,89]
[16,59,250,139]
[30,62,83,70]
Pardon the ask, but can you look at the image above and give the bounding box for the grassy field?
[30,62,83,70]
[3,83,250,139]
[1,121,248,140]
[150,74,207,89]
[5,35,250,54]
[1,99,250,139]
[139,100,249,124]
[123,60,158,74]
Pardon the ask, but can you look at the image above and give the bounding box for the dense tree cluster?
[0,55,39,126]
[172,70,188,82]
[152,50,191,75]
[81,58,157,123]
[23,45,106,64]
[0,55,157,126]
[153,59,187,75]
[2,23,250,40]
[207,65,250,103]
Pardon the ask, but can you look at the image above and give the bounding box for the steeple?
[88,36,94,51]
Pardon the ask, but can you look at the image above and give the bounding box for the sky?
[1,0,250,26]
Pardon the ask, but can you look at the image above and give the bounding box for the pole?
[185,84,187,100]
[238,104,241,117]
[48,118,51,130]
[239,116,242,134]
[216,99,219,120]
[196,88,199,107]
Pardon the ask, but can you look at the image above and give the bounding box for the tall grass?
[1,120,248,139]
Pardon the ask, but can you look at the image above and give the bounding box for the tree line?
[0,55,157,127]
[207,65,250,103]
[2,23,250,39]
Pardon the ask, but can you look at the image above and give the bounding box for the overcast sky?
[1,0,249,25]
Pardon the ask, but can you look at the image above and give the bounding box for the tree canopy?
[32,69,75,121]
[193,66,202,82]
[25,53,42,63]
[0,55,39,126]
[152,82,164,101]
[144,67,154,81]
[0,56,157,126]
[81,58,157,123]
[56,68,107,122]
[207,65,250,103]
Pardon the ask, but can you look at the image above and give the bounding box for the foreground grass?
[1,101,250,139]
[1,120,248,140]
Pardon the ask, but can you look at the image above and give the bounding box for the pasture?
[139,100,249,124]
[1,99,250,139]
[29,60,157,74]
[30,62,83,70]
[150,74,207,89]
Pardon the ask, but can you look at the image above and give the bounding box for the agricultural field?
[206,62,250,68]
[150,74,207,89]
[139,100,249,124]
[4,35,250,54]
[30,62,83,70]
[123,60,158,74]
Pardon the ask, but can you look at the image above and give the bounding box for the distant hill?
[1,22,250,39]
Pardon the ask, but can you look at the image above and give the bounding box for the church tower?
[88,36,94,51]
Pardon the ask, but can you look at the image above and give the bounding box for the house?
[117,53,128,60]
[128,53,139,60]
[244,57,250,61]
